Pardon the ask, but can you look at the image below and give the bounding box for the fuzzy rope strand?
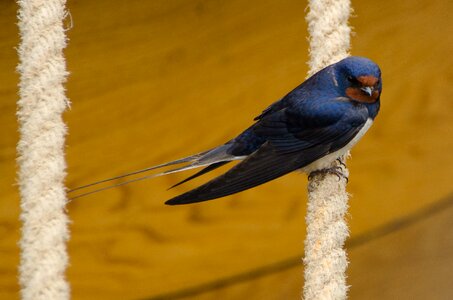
[16,0,71,299]
[303,0,352,299]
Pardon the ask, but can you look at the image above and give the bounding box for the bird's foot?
[336,158,347,167]
[308,166,348,183]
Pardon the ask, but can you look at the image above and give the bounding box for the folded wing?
[166,100,369,205]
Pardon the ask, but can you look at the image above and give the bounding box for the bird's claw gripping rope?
[308,166,349,183]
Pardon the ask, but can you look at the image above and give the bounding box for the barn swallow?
[69,56,381,205]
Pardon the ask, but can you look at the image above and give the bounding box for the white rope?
[16,0,70,299]
[303,0,352,299]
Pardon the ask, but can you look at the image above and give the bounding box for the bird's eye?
[347,75,357,84]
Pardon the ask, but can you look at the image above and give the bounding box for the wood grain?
[1,0,452,299]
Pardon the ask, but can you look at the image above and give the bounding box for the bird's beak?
[360,86,373,96]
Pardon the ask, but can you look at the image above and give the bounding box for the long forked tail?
[68,144,243,200]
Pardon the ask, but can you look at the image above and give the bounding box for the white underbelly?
[302,118,373,173]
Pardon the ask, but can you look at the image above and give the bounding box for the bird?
[69,56,381,205]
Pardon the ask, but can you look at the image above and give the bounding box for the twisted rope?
[16,0,70,299]
[303,0,352,299]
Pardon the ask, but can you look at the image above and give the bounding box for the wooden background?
[1,0,452,299]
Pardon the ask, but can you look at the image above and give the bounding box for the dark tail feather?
[165,142,304,205]
[67,143,244,200]
[167,161,230,190]
[68,160,224,201]
[68,150,210,194]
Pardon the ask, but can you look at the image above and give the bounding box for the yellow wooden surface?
[168,196,453,300]
[1,0,452,299]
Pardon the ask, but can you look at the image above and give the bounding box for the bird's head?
[335,56,382,104]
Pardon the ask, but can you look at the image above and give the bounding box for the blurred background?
[1,0,452,299]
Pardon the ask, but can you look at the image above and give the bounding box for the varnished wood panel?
[1,0,452,299]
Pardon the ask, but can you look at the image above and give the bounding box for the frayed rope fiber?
[16,0,71,299]
[303,0,352,299]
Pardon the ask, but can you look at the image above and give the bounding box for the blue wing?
[166,99,369,205]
